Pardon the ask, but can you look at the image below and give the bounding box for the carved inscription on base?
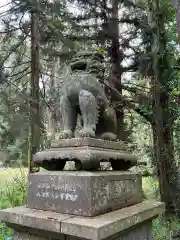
[27,172,142,216]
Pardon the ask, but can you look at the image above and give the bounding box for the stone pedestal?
[0,138,165,239]
[27,171,143,216]
[0,201,164,240]
[33,138,138,171]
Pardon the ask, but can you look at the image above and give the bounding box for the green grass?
[0,168,28,186]
[0,168,27,208]
[0,168,179,240]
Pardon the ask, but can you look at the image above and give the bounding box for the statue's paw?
[101,132,117,141]
[58,130,73,139]
[79,128,95,138]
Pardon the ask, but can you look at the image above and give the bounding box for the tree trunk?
[144,0,180,216]
[29,0,40,173]
[152,88,180,216]
[147,0,180,216]
[110,0,126,140]
[46,59,57,139]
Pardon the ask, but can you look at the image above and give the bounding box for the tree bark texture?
[150,0,180,216]
[152,86,180,216]
[109,0,126,140]
[30,0,40,173]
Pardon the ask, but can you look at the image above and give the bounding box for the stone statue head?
[69,50,105,80]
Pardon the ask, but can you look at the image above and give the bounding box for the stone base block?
[27,171,143,216]
[0,201,165,240]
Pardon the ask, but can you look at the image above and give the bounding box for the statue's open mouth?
[70,60,87,71]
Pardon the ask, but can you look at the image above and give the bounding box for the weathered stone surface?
[0,201,164,240]
[61,200,164,240]
[27,171,142,216]
[7,223,66,240]
[109,221,153,240]
[33,139,137,171]
[13,231,47,240]
[12,221,153,240]
[50,138,131,151]
[56,51,117,141]
[0,206,71,233]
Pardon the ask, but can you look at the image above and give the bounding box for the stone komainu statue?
[58,51,117,141]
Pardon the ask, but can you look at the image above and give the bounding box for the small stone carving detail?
[57,51,117,141]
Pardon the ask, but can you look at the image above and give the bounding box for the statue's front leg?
[79,90,97,138]
[58,95,77,139]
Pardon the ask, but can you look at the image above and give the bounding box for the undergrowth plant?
[0,167,27,240]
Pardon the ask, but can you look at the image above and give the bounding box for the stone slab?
[50,138,131,151]
[33,138,137,171]
[106,221,153,240]
[7,223,66,240]
[33,146,137,171]
[27,171,143,216]
[0,201,165,240]
[12,221,153,240]
[0,206,72,233]
[61,200,164,240]
[33,147,137,163]
[13,232,48,240]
